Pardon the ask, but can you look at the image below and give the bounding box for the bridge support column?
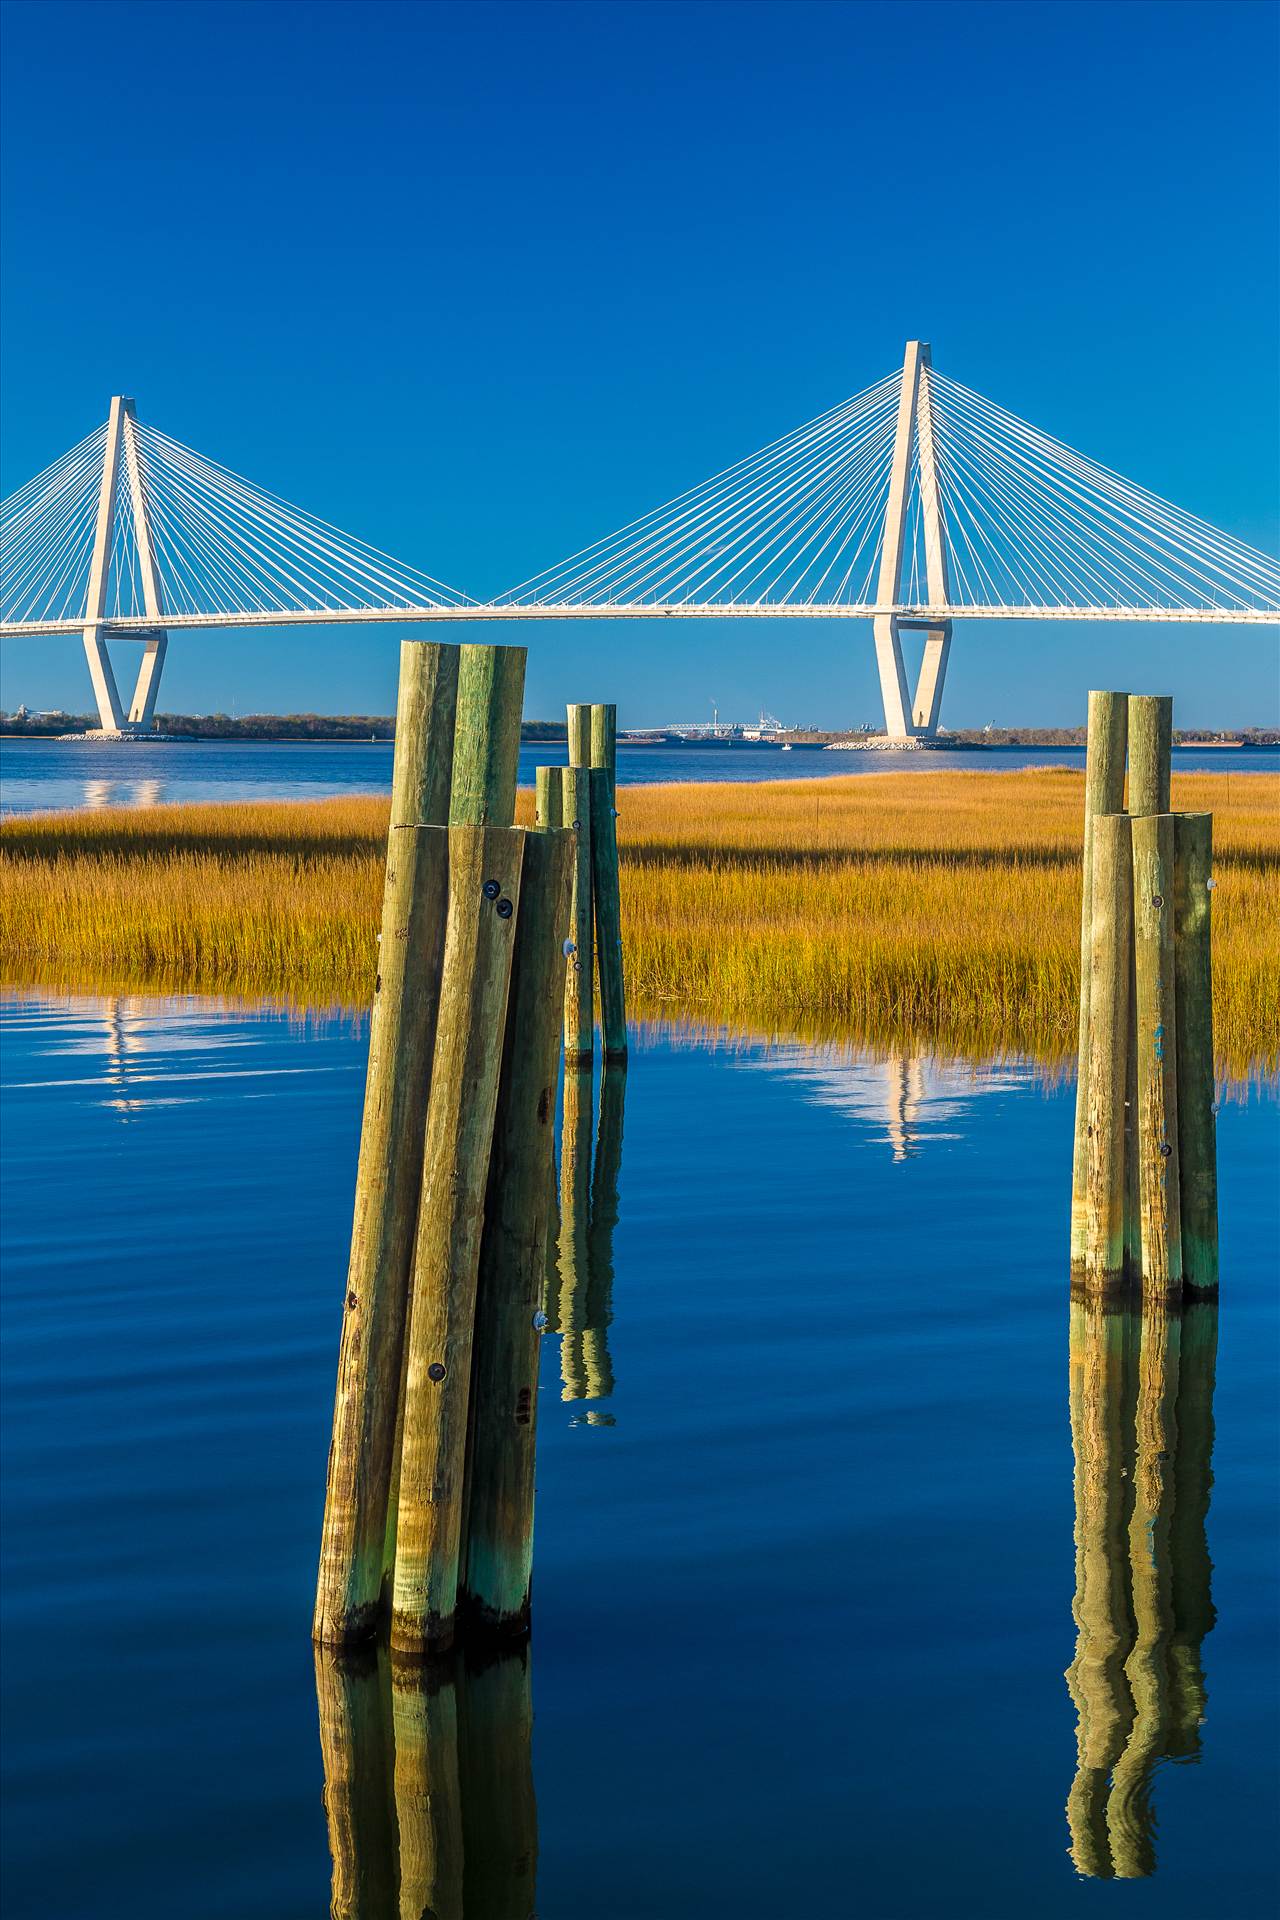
[128,632,168,728]
[871,341,955,740]
[910,620,952,736]
[75,396,170,734]
[82,625,126,732]
[873,615,914,740]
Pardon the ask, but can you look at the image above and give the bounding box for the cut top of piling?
[450,645,528,827]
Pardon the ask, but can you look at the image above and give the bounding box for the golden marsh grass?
[1,770,1276,1071]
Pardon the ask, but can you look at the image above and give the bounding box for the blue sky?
[1,0,1276,727]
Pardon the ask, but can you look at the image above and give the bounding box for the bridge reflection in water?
[547,1065,626,1421]
[314,1643,537,1920]
[1065,1297,1218,1878]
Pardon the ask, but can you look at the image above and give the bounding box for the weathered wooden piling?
[1126,695,1173,817]
[391,824,525,1658]
[452,644,527,825]
[1070,691,1128,1269]
[589,701,627,1062]
[314,640,459,1650]
[534,762,563,830]
[460,826,574,1637]
[589,700,617,783]
[566,701,592,769]
[1080,814,1133,1290]
[1130,814,1182,1295]
[1173,813,1218,1293]
[1124,694,1173,1278]
[562,765,595,1064]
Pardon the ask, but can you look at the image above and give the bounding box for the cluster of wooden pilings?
[534,701,627,1067]
[1069,691,1218,1299]
[313,642,626,1660]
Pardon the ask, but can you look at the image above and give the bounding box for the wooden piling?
[1126,695,1173,817]
[589,700,617,783]
[451,645,527,826]
[588,700,626,1062]
[1070,693,1128,1270]
[562,766,594,1063]
[1124,695,1172,1279]
[1080,815,1133,1291]
[534,762,563,830]
[566,701,592,768]
[315,640,459,1650]
[1130,814,1182,1297]
[460,826,574,1638]
[391,825,524,1658]
[1173,813,1218,1293]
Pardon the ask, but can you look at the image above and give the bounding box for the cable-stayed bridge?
[2,344,1275,737]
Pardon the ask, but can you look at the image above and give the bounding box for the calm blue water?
[1,735,1275,813]
[1,992,1276,1918]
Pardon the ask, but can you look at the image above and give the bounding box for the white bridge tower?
[82,396,168,734]
[874,341,952,740]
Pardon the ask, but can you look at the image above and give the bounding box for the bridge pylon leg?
[873,615,914,739]
[82,624,127,732]
[128,633,168,728]
[910,621,952,736]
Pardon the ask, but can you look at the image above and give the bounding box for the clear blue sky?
[1,0,1276,727]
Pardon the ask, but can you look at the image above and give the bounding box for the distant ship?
[620,710,826,749]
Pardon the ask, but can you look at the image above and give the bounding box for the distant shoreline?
[2,717,1276,750]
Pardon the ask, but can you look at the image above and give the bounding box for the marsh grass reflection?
[547,1065,626,1414]
[314,1643,537,1919]
[1065,1298,1218,1878]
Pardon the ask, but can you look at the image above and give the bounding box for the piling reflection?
[1065,1297,1218,1878]
[314,1644,538,1918]
[547,1065,626,1416]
